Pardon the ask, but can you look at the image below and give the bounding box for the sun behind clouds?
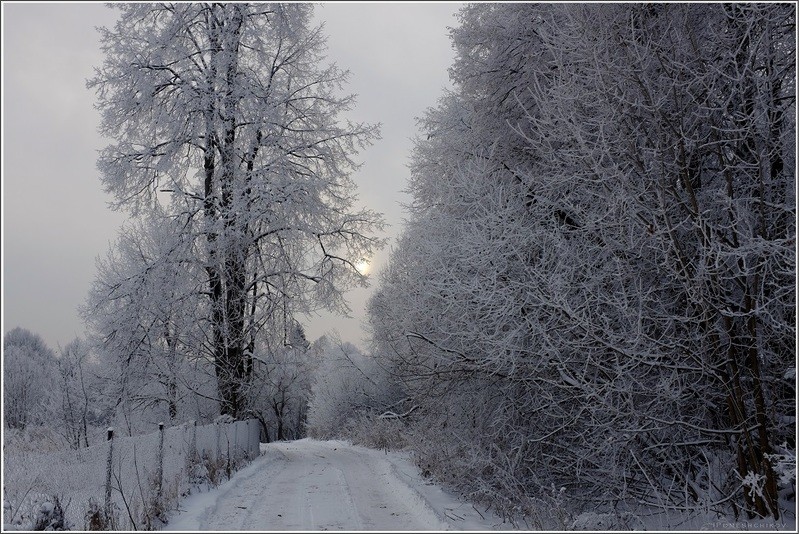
[355,259,371,276]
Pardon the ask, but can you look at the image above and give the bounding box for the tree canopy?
[369,2,795,521]
[86,3,384,420]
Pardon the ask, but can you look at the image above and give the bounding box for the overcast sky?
[2,2,461,351]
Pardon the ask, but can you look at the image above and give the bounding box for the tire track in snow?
[202,448,291,530]
[331,465,365,530]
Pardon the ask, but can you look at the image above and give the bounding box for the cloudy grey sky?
[2,2,461,351]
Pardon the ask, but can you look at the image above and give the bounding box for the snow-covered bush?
[3,492,68,532]
[32,496,67,531]
[767,442,797,500]
[83,498,117,531]
[345,412,408,452]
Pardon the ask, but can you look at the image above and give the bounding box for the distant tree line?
[3,328,114,450]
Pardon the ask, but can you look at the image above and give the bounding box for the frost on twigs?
[33,496,67,531]
[367,1,795,524]
[766,443,797,497]
[84,498,116,531]
[306,336,406,448]
[570,511,644,531]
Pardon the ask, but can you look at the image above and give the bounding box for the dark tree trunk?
[210,5,250,420]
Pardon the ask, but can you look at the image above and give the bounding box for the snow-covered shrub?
[33,496,67,531]
[402,387,573,529]
[83,498,114,531]
[4,491,68,531]
[196,453,227,488]
[345,412,408,452]
[767,443,797,500]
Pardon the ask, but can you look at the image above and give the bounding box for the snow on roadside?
[167,445,283,531]
[364,441,509,530]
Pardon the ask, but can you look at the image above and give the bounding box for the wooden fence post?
[225,420,232,477]
[190,419,197,464]
[234,421,240,463]
[249,419,256,458]
[252,419,257,458]
[104,427,114,521]
[245,420,250,460]
[253,419,259,457]
[215,420,221,462]
[157,422,165,500]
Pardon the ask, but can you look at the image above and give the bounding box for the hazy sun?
[355,259,371,275]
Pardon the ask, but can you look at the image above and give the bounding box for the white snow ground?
[167,438,507,531]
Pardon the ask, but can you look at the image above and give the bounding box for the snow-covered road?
[168,439,503,531]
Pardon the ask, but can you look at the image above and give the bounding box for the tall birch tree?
[88,3,382,419]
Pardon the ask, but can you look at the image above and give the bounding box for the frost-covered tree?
[306,336,402,440]
[83,209,210,434]
[370,2,794,522]
[3,328,58,430]
[53,337,115,448]
[246,321,315,441]
[87,3,383,419]
[56,338,92,449]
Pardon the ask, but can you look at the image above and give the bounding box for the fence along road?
[169,438,501,531]
[3,418,261,530]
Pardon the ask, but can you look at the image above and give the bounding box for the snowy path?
[168,438,504,531]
